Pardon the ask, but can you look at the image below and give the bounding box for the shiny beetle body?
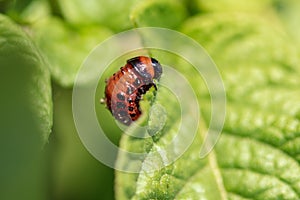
[104,56,162,125]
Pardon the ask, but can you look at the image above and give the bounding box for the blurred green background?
[1,0,300,200]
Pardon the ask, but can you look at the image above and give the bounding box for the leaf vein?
[223,132,300,197]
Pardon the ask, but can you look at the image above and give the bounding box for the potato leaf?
[0,14,52,199]
[115,13,300,200]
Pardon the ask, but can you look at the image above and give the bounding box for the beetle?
[102,56,162,125]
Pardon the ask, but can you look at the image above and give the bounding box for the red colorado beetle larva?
[103,56,162,125]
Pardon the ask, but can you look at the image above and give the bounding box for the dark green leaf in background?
[47,85,115,200]
[0,14,52,200]
[0,0,14,13]
[0,0,36,23]
[32,17,112,87]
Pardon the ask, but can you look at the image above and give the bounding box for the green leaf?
[194,0,272,13]
[130,0,187,29]
[0,0,34,13]
[32,17,112,87]
[192,0,300,47]
[57,0,139,32]
[0,14,52,199]
[49,86,115,200]
[115,13,300,199]
[182,13,298,71]
[0,14,52,143]
[272,0,300,47]
[0,0,14,13]
[1,0,36,23]
[19,0,51,24]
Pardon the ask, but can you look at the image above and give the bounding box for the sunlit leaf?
[115,13,300,200]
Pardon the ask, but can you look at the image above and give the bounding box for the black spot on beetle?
[128,106,134,111]
[133,78,141,86]
[126,86,134,95]
[116,102,126,109]
[117,110,127,117]
[117,93,125,101]
[138,87,145,94]
[104,56,162,125]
